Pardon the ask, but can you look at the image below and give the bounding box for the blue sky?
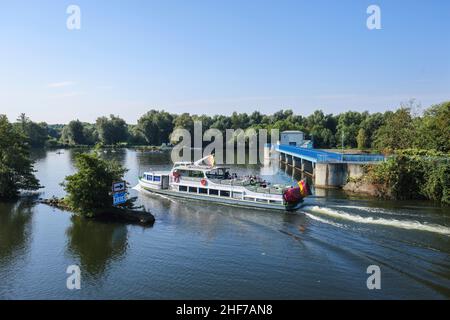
[1,0,449,123]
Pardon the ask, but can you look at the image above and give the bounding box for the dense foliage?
[10,101,448,153]
[365,149,450,205]
[62,153,130,216]
[0,115,41,199]
[96,115,129,145]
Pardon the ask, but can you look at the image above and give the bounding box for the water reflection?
[0,200,34,265]
[65,216,128,279]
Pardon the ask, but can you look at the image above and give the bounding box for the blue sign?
[113,192,127,206]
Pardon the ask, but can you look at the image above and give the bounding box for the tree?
[14,113,49,148]
[360,112,386,148]
[137,110,174,145]
[336,111,366,148]
[61,120,86,145]
[95,115,128,145]
[373,108,415,151]
[62,153,129,217]
[357,128,368,150]
[414,101,450,152]
[0,115,41,199]
[61,120,97,145]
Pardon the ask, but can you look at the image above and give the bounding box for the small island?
[41,152,155,226]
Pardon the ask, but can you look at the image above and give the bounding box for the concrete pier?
[275,144,384,188]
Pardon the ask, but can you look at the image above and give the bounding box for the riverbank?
[39,197,155,226]
[342,154,450,206]
[343,180,387,198]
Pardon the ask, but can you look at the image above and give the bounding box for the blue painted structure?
[276,145,385,164]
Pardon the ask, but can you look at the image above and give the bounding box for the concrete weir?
[275,144,385,189]
[315,163,365,188]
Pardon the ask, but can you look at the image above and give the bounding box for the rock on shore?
[38,197,155,226]
[343,181,385,198]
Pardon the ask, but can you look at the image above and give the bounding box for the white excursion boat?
[137,155,310,211]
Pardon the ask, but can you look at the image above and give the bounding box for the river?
[0,148,449,299]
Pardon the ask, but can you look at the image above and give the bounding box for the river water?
[1,149,449,299]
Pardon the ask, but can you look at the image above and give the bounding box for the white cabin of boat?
[138,155,306,211]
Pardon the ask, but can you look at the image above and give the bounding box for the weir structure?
[275,144,385,188]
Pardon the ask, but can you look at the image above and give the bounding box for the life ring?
[201,179,207,186]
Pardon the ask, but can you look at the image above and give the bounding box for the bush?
[365,149,450,205]
[62,153,133,217]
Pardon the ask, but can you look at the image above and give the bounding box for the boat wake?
[132,184,176,203]
[303,206,450,236]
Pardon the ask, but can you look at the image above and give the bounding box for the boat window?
[232,192,243,199]
[189,187,198,193]
[189,170,204,178]
[177,170,188,176]
[220,190,230,197]
[199,188,208,194]
[206,168,231,179]
[179,185,188,192]
[154,176,161,182]
[146,175,153,181]
[209,189,219,196]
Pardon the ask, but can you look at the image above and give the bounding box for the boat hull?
[136,181,302,212]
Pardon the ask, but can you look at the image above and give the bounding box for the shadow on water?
[65,216,129,279]
[0,200,34,266]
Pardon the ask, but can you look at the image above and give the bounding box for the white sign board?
[112,181,126,193]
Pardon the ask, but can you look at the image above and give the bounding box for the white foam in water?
[304,206,450,236]
[334,205,426,217]
[304,212,345,229]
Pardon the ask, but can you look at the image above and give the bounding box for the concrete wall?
[347,163,365,180]
[314,163,365,188]
[314,163,348,188]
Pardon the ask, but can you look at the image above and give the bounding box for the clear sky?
[1,0,449,124]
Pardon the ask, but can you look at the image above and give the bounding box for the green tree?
[62,153,129,216]
[305,110,337,148]
[95,115,128,145]
[14,113,49,148]
[0,115,41,199]
[414,102,450,152]
[61,120,97,145]
[336,111,366,148]
[137,110,174,145]
[373,108,415,151]
[360,112,386,148]
[357,128,368,150]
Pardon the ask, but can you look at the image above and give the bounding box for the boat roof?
[173,162,230,170]
[143,170,171,175]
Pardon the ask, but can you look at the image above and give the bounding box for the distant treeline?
[10,100,450,153]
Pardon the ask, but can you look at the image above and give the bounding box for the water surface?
[1,149,449,299]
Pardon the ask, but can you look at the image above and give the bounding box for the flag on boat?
[194,154,215,167]
[298,180,311,197]
[205,154,215,167]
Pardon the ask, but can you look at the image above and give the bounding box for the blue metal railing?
[277,145,385,163]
